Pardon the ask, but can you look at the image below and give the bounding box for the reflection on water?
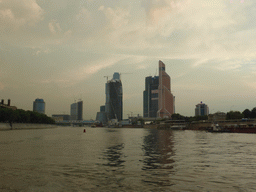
[142,129,175,170]
[141,129,175,188]
[1,127,256,191]
[102,143,125,167]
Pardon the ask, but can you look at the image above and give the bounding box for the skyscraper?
[70,102,78,121]
[96,105,107,124]
[195,101,209,116]
[157,60,175,118]
[105,72,123,121]
[33,98,45,114]
[77,101,83,121]
[70,100,83,121]
[143,76,159,118]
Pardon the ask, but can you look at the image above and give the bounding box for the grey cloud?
[0,0,44,29]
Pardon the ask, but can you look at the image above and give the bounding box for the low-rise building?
[0,99,17,110]
[208,112,226,121]
[52,114,70,122]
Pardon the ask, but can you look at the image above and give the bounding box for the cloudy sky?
[0,0,255,119]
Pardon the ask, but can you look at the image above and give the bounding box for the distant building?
[157,60,175,118]
[70,103,77,120]
[105,72,123,121]
[208,112,226,121]
[52,114,70,122]
[100,105,105,112]
[96,105,108,124]
[33,98,45,114]
[77,101,83,121]
[0,99,17,110]
[195,101,209,116]
[70,100,83,121]
[143,76,159,118]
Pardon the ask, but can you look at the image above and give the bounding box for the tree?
[0,108,16,123]
[171,113,185,120]
[251,107,256,118]
[0,108,55,124]
[17,109,30,123]
[242,109,251,118]
[226,111,244,120]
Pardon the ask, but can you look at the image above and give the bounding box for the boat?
[107,119,120,128]
[209,123,256,133]
[224,124,256,133]
[208,123,226,132]
[91,122,104,128]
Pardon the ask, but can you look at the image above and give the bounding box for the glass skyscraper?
[143,61,175,119]
[105,72,123,121]
[143,76,159,118]
[157,60,175,118]
[195,101,209,116]
[70,100,83,121]
[33,98,45,114]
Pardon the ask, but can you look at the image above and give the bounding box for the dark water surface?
[1,127,256,191]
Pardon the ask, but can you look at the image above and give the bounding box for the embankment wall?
[0,123,57,130]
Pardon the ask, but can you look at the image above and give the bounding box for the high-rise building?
[105,72,123,121]
[157,60,175,118]
[70,102,78,120]
[195,101,209,116]
[52,114,70,122]
[70,100,83,121]
[96,105,107,124]
[143,76,159,118]
[33,98,45,114]
[77,101,83,121]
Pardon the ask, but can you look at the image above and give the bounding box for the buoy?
[83,129,86,133]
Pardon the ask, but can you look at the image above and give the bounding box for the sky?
[0,0,256,119]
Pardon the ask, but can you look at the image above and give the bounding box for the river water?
[1,127,256,192]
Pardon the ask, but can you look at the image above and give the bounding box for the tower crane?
[104,76,111,82]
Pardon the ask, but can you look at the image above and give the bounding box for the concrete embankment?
[0,123,57,130]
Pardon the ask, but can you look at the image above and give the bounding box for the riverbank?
[0,123,57,130]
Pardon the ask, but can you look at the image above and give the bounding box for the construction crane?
[104,76,111,82]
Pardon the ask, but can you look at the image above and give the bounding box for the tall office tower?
[96,105,107,124]
[33,98,45,114]
[77,101,83,120]
[70,100,83,121]
[143,76,159,118]
[195,101,209,116]
[70,102,78,120]
[157,60,175,118]
[105,72,123,121]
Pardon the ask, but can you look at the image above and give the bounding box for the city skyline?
[0,0,255,119]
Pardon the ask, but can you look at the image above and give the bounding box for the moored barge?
[209,123,256,133]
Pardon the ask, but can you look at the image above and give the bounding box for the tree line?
[226,108,256,119]
[171,113,208,122]
[0,108,55,124]
[171,107,256,121]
